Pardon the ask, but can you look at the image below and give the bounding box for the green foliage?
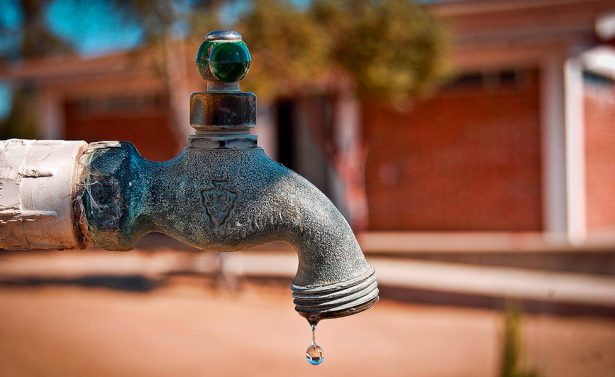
[237,0,330,100]
[500,303,542,377]
[13,0,74,59]
[238,0,450,101]
[0,0,451,137]
[0,88,38,139]
[109,0,451,102]
[325,0,450,98]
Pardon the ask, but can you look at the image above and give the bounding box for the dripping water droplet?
[305,323,324,365]
[306,344,324,365]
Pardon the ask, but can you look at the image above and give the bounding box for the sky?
[1,0,147,56]
[0,86,9,119]
[1,0,143,117]
[46,0,143,56]
[1,0,312,56]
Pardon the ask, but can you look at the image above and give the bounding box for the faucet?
[0,30,378,324]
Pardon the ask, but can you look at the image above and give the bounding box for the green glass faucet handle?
[196,30,251,83]
[209,41,251,82]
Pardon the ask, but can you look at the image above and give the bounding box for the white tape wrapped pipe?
[0,139,88,250]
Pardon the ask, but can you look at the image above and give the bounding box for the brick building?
[366,0,615,242]
[1,0,614,242]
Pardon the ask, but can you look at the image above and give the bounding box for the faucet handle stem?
[190,30,256,141]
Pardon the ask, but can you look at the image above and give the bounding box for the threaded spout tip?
[292,266,379,324]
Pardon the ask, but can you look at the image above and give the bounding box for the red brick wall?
[64,95,178,161]
[362,71,543,231]
[584,85,615,231]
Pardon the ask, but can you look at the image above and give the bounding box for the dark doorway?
[274,96,335,204]
[275,98,297,169]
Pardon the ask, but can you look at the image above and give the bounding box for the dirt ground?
[0,280,613,377]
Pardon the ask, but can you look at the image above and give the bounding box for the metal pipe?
[0,139,87,249]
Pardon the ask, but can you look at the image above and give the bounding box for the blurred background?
[1,0,615,376]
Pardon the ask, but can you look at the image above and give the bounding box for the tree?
[235,0,330,101]
[0,0,449,229]
[237,0,449,100]
[500,303,541,377]
[0,0,74,139]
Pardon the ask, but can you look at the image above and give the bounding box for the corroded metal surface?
[80,28,379,322]
[190,91,256,131]
[82,141,378,322]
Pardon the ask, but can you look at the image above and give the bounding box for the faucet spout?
[81,139,378,322]
[86,28,379,323]
[282,173,379,323]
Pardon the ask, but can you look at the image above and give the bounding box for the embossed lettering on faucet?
[200,179,237,227]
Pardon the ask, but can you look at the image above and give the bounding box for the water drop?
[305,323,325,365]
[306,344,324,365]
